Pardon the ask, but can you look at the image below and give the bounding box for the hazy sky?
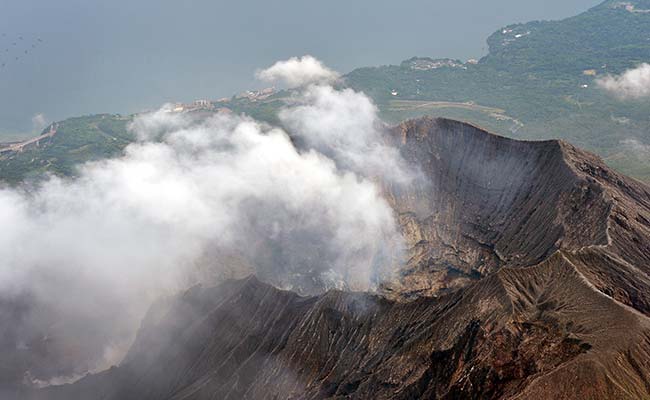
[0,0,598,137]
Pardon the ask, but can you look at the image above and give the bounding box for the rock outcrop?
[28,117,650,399]
[384,118,650,312]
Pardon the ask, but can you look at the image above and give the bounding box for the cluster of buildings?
[234,87,276,102]
[163,87,276,114]
[166,100,216,113]
[403,58,468,71]
[499,26,533,47]
[613,2,650,13]
[500,29,532,46]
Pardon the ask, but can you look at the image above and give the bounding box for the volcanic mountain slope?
[33,117,650,399]
[346,0,650,181]
[35,265,650,400]
[384,118,650,315]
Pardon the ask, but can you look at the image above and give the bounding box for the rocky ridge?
[30,117,650,399]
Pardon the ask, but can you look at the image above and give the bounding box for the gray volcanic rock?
[383,118,650,309]
[28,117,650,399]
[34,260,650,399]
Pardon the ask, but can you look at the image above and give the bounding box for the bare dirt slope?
[385,118,650,313]
[31,117,650,399]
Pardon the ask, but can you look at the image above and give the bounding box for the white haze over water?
[0,57,410,384]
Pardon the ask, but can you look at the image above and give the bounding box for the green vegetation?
[226,97,285,127]
[2,0,650,184]
[484,1,650,77]
[0,101,288,185]
[345,0,650,181]
[0,114,133,184]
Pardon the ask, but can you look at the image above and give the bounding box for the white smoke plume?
[256,55,339,88]
[0,57,410,386]
[596,63,650,99]
[31,113,48,133]
[279,84,414,184]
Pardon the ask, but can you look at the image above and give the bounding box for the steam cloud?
[31,113,48,133]
[596,63,650,99]
[0,57,409,386]
[620,138,650,159]
[280,84,413,184]
[256,55,339,88]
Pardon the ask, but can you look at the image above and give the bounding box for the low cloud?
[1,57,410,386]
[620,138,650,159]
[127,104,194,141]
[256,55,339,88]
[596,63,650,99]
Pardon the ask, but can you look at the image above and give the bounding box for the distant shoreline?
[0,131,37,143]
